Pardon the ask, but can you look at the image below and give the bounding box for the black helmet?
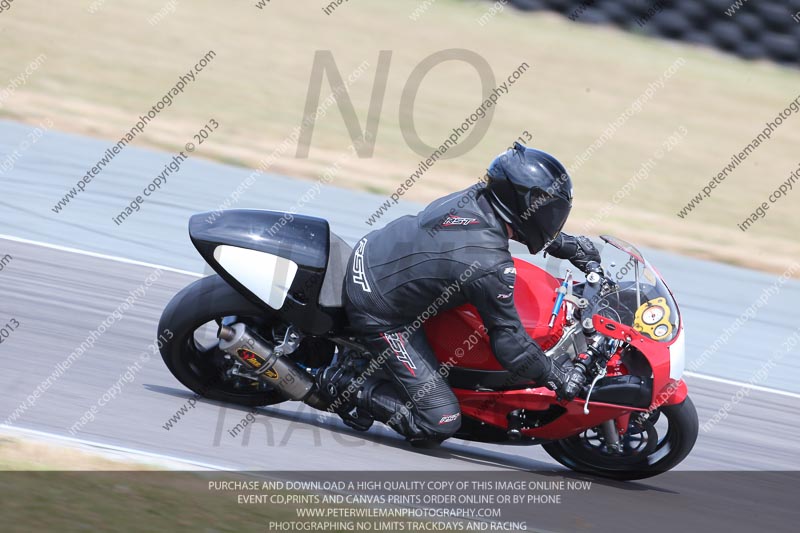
[485,143,573,254]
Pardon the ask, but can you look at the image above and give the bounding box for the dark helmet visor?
[518,195,571,254]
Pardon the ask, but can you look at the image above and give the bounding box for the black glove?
[545,357,587,401]
[545,233,601,274]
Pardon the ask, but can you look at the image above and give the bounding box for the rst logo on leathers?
[438,413,460,425]
[382,332,416,377]
[441,216,479,227]
[352,238,371,292]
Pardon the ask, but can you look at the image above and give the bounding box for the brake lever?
[583,366,607,415]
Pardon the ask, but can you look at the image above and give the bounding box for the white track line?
[3,233,799,400]
[0,233,203,278]
[683,371,800,399]
[0,424,229,470]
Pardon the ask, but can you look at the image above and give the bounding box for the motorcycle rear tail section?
[189,209,351,335]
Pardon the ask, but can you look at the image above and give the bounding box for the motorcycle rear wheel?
[542,396,698,481]
[158,275,287,407]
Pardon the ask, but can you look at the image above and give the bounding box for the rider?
[318,142,601,443]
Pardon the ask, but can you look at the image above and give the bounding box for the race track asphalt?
[1,119,798,531]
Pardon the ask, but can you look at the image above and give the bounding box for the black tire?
[158,275,287,407]
[650,10,691,39]
[709,20,747,51]
[542,396,699,481]
[603,3,634,27]
[735,13,765,41]
[761,34,799,64]
[675,2,710,26]
[540,0,571,13]
[508,0,546,11]
[736,41,767,61]
[753,3,794,34]
[580,8,611,25]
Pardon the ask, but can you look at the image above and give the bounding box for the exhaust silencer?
[217,323,325,408]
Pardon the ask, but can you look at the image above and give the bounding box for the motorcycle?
[158,209,698,480]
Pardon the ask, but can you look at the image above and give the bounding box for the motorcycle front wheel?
[542,396,699,481]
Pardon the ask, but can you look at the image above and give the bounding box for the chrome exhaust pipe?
[217,323,326,409]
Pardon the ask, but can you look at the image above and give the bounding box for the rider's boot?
[316,364,373,431]
[356,380,431,443]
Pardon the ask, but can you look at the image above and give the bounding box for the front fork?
[577,323,634,452]
[600,420,621,452]
[600,413,632,453]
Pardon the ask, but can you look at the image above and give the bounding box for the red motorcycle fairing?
[454,387,648,440]
[593,315,688,410]
[424,256,687,440]
[424,258,567,372]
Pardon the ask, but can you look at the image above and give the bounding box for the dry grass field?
[1,0,798,272]
[0,436,308,531]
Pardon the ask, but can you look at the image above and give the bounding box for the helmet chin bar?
[490,201,524,244]
[510,225,543,255]
[490,197,540,253]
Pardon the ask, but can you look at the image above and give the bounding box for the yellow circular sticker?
[633,298,673,340]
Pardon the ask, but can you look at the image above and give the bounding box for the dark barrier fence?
[504,0,800,67]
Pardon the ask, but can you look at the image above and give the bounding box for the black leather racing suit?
[343,185,555,441]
